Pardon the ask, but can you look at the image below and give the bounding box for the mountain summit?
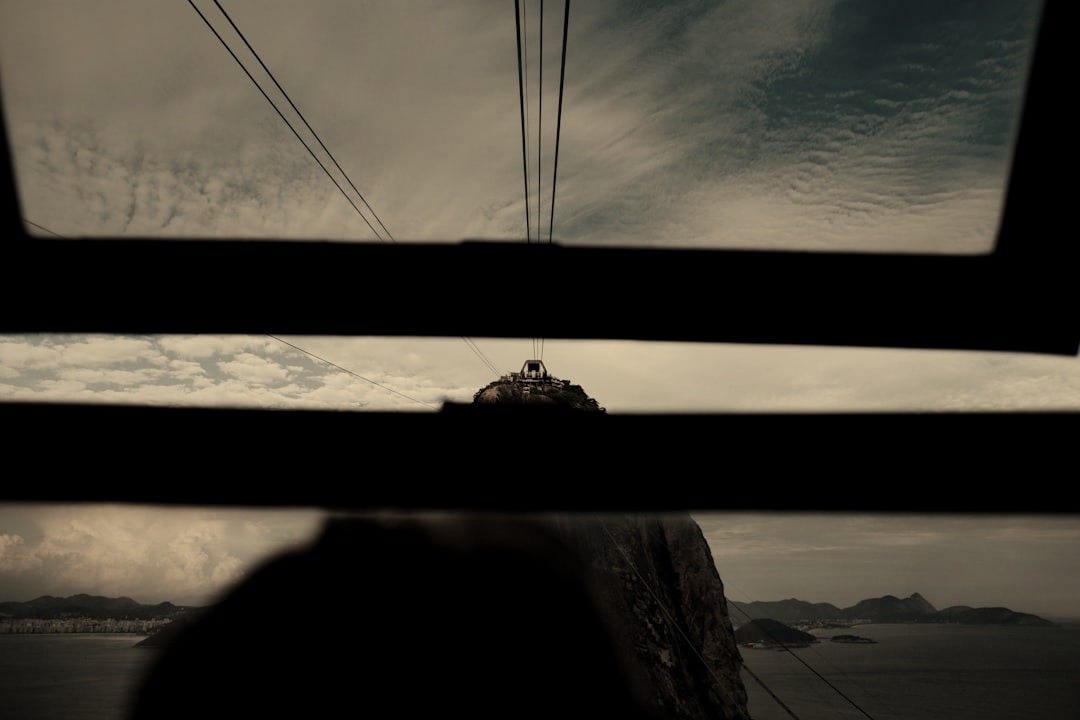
[472,359,605,411]
[0,594,186,620]
[845,592,938,621]
[470,365,748,718]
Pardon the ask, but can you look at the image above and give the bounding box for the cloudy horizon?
[2,508,1078,620]
[697,513,1080,620]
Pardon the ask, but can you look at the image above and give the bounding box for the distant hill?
[729,598,843,624]
[730,593,1055,627]
[734,618,816,646]
[0,594,190,620]
[937,606,1054,626]
[844,592,937,622]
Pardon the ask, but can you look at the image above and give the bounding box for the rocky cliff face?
[470,370,747,718]
[473,376,605,411]
[558,515,751,720]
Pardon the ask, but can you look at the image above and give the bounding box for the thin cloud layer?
[0,335,474,410]
[0,505,325,605]
[695,513,1080,618]
[2,334,1080,411]
[3,508,1077,618]
[1,0,1040,250]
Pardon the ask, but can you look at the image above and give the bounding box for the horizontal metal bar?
[2,403,1076,510]
[2,240,1075,354]
[0,4,1073,354]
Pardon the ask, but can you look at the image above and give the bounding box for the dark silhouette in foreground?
[132,515,660,719]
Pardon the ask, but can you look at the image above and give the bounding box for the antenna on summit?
[513,359,550,383]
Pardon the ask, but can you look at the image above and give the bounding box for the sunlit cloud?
[0,505,325,605]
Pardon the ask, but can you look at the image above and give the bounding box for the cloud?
[58,367,166,387]
[0,341,63,369]
[0,1,1040,251]
[57,337,163,366]
[158,336,278,360]
[0,334,479,410]
[2,334,1080,412]
[0,505,325,605]
[0,533,33,572]
[218,352,292,385]
[546,0,1039,251]
[696,513,1080,616]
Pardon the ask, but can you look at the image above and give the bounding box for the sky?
[696,513,1080,620]
[1,2,1076,617]
[0,0,1041,249]
[0,504,326,607]
[1,334,1080,412]
[2,507,1078,619]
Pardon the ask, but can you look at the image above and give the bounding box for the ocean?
[1,625,1078,719]
[0,635,157,720]
[742,624,1080,720]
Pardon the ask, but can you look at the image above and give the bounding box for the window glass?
[1,1,1042,251]
[2,334,1078,411]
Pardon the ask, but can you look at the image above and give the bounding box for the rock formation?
[473,377,605,411]
[476,365,749,719]
[559,515,751,720]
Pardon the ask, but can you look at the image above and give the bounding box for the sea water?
[0,634,157,720]
[742,624,1080,720]
[1,625,1078,719]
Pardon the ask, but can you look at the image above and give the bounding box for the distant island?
[830,634,876,644]
[0,594,196,635]
[734,618,817,648]
[733,620,879,649]
[729,592,1055,628]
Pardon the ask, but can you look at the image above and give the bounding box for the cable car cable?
[549,0,569,245]
[726,581,889,713]
[728,602,879,720]
[265,334,434,408]
[742,663,803,720]
[538,0,543,244]
[24,219,66,238]
[600,522,802,719]
[515,0,532,244]
[209,0,394,242]
[462,336,501,376]
[193,2,500,378]
[186,0,384,241]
